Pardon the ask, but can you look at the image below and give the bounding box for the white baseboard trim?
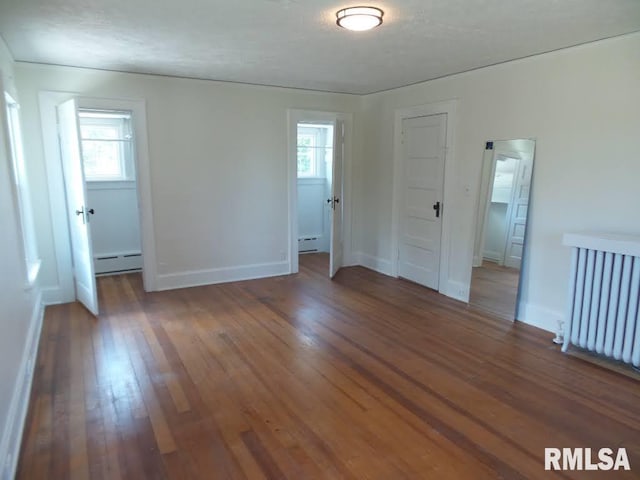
[353,252,393,276]
[442,280,470,302]
[40,285,72,305]
[517,302,563,335]
[1,291,45,480]
[483,251,502,263]
[155,261,290,291]
[352,253,470,304]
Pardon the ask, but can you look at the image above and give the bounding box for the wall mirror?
[470,138,536,320]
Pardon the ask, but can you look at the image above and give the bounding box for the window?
[297,132,317,177]
[296,124,334,178]
[4,92,40,285]
[79,110,134,181]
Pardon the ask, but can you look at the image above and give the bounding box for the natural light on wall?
[336,6,384,31]
[79,110,134,182]
[297,123,334,178]
[4,92,40,286]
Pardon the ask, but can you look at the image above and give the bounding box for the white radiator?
[562,233,640,367]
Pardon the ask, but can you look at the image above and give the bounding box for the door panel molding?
[391,99,458,298]
[57,98,99,315]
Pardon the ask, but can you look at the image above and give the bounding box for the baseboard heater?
[298,236,321,254]
[95,251,142,274]
[562,233,640,367]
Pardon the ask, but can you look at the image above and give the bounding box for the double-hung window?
[297,132,318,177]
[78,110,134,181]
[4,92,40,286]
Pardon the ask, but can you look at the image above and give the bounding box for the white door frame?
[287,109,353,274]
[390,100,457,296]
[39,92,157,303]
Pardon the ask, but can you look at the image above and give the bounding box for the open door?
[329,119,344,278]
[58,98,99,315]
[504,142,534,269]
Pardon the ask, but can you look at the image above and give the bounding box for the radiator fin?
[563,247,640,367]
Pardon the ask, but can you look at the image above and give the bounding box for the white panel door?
[329,120,344,278]
[398,114,447,290]
[504,150,534,269]
[58,98,99,315]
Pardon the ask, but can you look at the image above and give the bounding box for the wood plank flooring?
[469,261,520,321]
[17,254,640,479]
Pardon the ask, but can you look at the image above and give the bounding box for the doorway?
[296,122,334,257]
[288,110,351,278]
[78,108,143,276]
[55,97,155,315]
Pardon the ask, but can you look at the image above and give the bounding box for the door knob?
[327,197,340,210]
[87,208,95,215]
[75,207,84,216]
[433,201,441,218]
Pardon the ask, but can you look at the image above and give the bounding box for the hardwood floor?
[17,253,640,479]
[469,261,520,321]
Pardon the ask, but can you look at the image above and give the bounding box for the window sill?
[87,180,137,190]
[24,259,42,291]
[297,177,327,184]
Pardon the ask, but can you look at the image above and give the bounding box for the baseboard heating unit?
[562,233,640,367]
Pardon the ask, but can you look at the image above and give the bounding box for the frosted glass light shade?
[336,7,384,31]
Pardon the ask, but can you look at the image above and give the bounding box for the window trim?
[4,91,41,288]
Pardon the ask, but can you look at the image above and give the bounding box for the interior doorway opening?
[296,122,334,257]
[288,109,350,279]
[56,97,154,315]
[77,108,143,276]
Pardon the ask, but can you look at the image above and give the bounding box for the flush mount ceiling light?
[336,6,384,31]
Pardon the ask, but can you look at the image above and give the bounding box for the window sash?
[79,110,134,182]
[4,92,40,286]
[297,133,317,177]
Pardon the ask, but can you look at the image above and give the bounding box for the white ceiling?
[1,0,639,94]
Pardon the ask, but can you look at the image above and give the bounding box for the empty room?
[1,1,639,478]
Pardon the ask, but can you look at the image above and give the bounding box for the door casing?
[40,92,157,304]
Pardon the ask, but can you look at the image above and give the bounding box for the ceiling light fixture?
[336,6,384,31]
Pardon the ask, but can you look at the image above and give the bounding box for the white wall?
[87,182,141,257]
[87,181,143,273]
[484,203,508,262]
[0,39,43,480]
[297,178,330,252]
[15,63,361,294]
[355,32,640,333]
[12,32,640,335]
